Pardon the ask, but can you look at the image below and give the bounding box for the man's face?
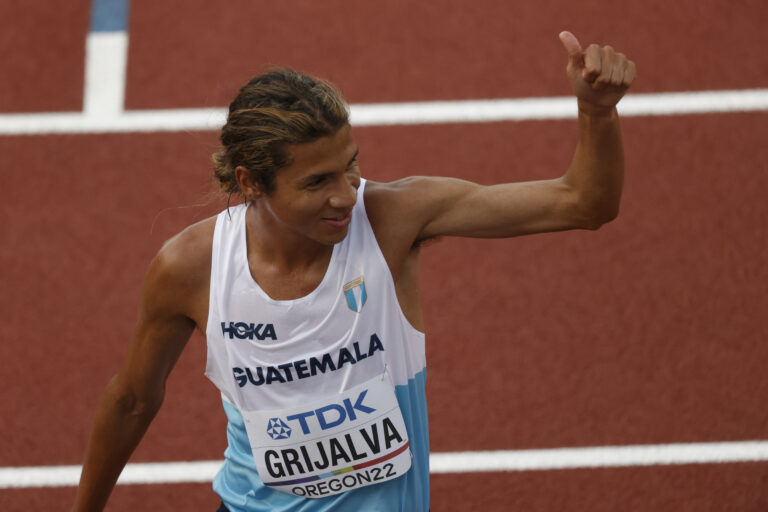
[258,124,361,246]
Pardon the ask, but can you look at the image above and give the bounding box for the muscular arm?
[416,100,624,239]
[367,31,636,243]
[72,221,213,511]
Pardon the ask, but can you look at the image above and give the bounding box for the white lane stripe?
[0,108,227,135]
[351,88,768,124]
[1,89,767,135]
[83,32,129,116]
[428,441,768,473]
[2,441,767,489]
[0,461,222,489]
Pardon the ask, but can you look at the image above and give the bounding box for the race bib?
[241,374,412,498]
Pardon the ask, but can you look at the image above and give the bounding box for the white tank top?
[205,179,430,510]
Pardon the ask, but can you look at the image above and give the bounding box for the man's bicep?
[120,314,194,400]
[417,176,588,239]
[116,254,197,408]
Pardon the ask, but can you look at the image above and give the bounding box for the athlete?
[72,31,635,511]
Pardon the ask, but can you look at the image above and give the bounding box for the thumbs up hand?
[559,31,636,111]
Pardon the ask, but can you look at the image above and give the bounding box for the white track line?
[428,441,768,473]
[2,441,767,489]
[1,89,767,135]
[84,32,129,117]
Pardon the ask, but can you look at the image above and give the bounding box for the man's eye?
[306,176,326,187]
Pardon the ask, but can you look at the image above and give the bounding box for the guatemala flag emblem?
[343,276,367,313]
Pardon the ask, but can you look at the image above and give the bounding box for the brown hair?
[212,68,349,196]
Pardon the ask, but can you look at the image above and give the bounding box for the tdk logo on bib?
[221,322,277,341]
[283,390,376,435]
[266,418,292,440]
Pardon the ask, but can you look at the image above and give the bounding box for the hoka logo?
[221,322,277,341]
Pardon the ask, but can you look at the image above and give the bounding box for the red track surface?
[1,1,767,511]
[0,1,90,113]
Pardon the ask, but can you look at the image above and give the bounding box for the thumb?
[559,31,584,67]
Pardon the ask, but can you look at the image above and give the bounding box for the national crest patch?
[343,276,367,313]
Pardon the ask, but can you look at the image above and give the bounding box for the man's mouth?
[323,211,352,228]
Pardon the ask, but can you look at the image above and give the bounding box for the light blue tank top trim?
[214,369,429,511]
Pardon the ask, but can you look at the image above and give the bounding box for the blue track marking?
[90,0,131,32]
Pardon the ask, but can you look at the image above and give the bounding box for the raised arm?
[368,31,636,243]
[72,223,212,512]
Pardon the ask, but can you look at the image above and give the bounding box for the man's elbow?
[574,201,620,230]
[107,374,165,420]
[561,179,622,231]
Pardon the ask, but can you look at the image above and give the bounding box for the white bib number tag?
[241,375,412,498]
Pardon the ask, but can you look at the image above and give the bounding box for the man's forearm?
[563,100,625,226]
[72,376,161,511]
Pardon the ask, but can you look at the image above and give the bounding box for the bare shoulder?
[362,178,447,277]
[363,178,424,240]
[155,216,217,277]
[365,175,473,212]
[364,177,435,224]
[142,216,217,328]
[363,176,433,206]
[363,176,471,241]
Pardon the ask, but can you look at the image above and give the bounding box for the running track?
[1,1,767,510]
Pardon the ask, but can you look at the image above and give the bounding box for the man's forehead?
[286,125,356,171]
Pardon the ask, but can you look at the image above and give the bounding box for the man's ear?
[235,166,262,202]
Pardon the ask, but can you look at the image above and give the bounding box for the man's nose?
[329,178,357,209]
